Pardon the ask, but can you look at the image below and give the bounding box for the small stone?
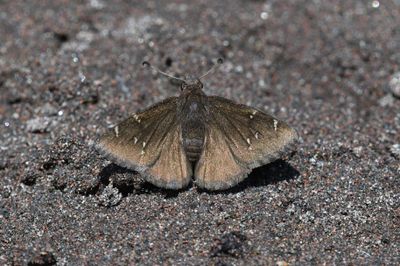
[309,155,319,166]
[26,117,51,133]
[28,251,56,266]
[210,231,247,257]
[35,103,58,116]
[372,0,380,8]
[389,72,400,98]
[277,261,289,266]
[353,146,364,157]
[235,65,244,73]
[0,158,7,170]
[390,144,400,157]
[98,182,122,207]
[21,171,39,186]
[260,12,269,20]
[378,94,394,107]
[89,0,105,9]
[0,207,10,219]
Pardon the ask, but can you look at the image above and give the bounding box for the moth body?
[179,82,208,163]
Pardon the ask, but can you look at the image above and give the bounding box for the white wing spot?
[273,119,278,131]
[247,137,253,150]
[252,110,257,115]
[134,137,138,144]
[133,114,141,123]
[142,141,146,148]
[255,131,260,139]
[140,150,145,155]
[250,115,254,119]
[114,126,119,137]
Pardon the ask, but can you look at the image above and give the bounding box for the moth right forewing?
[98,96,192,189]
[144,124,192,189]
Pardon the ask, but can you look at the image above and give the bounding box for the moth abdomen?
[183,138,203,162]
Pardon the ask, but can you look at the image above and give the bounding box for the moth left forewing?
[194,96,297,190]
[208,96,298,168]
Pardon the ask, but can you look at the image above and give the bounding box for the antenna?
[198,58,224,80]
[142,61,187,83]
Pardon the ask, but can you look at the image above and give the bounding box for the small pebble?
[390,144,400,157]
[378,94,394,107]
[98,182,122,207]
[26,117,51,133]
[389,72,400,98]
[35,103,58,116]
[28,251,57,266]
[353,146,364,157]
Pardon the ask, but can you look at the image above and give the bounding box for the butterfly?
[97,59,298,190]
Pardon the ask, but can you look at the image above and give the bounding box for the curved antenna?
[198,58,224,80]
[142,61,187,83]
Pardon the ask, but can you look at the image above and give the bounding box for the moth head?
[142,58,223,94]
[180,79,203,94]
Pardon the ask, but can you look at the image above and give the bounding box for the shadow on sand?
[200,159,300,194]
[99,159,299,197]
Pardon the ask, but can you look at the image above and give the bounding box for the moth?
[98,59,297,190]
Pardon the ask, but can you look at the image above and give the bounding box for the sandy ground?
[0,0,399,265]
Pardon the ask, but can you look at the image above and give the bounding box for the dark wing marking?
[98,97,192,189]
[195,96,297,190]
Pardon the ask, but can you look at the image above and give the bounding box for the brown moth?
[98,59,297,190]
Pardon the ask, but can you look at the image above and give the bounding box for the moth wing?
[195,96,297,190]
[98,97,192,189]
[194,117,251,190]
